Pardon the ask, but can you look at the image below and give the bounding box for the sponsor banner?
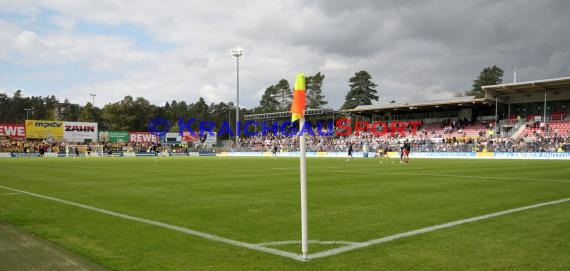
[99,131,130,143]
[164,133,182,143]
[493,152,570,159]
[11,153,40,157]
[219,151,570,160]
[410,152,477,159]
[476,152,494,158]
[1,151,567,159]
[100,152,123,157]
[135,152,156,157]
[182,131,198,142]
[169,152,188,157]
[64,122,98,142]
[25,120,64,139]
[386,151,399,158]
[180,131,218,144]
[221,152,351,157]
[0,153,12,158]
[0,124,25,138]
[44,153,58,158]
[129,132,158,143]
[111,131,130,143]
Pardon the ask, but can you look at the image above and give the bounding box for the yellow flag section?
[290,74,306,122]
[25,120,64,139]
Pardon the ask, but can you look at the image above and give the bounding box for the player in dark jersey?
[346,142,353,161]
[39,145,45,158]
[399,143,405,164]
[152,143,159,161]
[403,140,411,163]
[272,145,278,159]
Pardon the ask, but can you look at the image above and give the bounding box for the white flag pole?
[299,117,308,260]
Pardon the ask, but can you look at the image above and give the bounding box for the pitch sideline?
[273,167,570,183]
[0,184,302,261]
[0,184,568,261]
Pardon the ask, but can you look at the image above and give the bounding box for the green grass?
[0,222,106,271]
[0,157,568,270]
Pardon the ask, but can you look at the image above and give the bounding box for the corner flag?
[291,73,309,260]
[290,74,306,122]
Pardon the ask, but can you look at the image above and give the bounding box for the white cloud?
[13,30,51,53]
[200,83,235,104]
[48,15,75,30]
[1,0,569,110]
[0,19,20,59]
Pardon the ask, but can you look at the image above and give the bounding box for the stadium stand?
[2,77,569,155]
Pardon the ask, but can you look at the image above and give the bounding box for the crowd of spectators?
[440,117,475,134]
[226,122,569,153]
[0,138,188,154]
[0,138,68,153]
[2,119,569,154]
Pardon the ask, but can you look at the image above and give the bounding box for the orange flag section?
[290,73,306,122]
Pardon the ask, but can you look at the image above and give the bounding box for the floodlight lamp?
[231,48,244,57]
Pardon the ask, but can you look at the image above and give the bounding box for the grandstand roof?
[483,76,570,97]
[346,96,486,113]
[244,108,340,120]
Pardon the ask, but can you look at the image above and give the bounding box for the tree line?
[0,71,376,131]
[0,66,502,134]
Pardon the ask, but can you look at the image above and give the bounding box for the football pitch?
[0,157,568,270]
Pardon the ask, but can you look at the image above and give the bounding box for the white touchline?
[272,168,570,183]
[0,184,568,262]
[356,171,570,183]
[0,184,302,261]
[0,192,22,196]
[308,197,570,260]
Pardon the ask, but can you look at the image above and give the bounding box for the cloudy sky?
[1,0,569,109]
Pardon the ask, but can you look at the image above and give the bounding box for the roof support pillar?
[543,89,547,124]
[495,96,499,133]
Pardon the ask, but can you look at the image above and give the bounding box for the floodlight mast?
[25,107,34,120]
[89,93,96,107]
[231,48,243,142]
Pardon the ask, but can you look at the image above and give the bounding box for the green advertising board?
[99,131,130,143]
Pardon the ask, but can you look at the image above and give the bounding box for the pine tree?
[466,65,504,98]
[306,72,328,109]
[341,71,379,109]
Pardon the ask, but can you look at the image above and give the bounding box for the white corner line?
[2,183,568,262]
[256,240,360,247]
[0,184,303,261]
[0,192,23,196]
[308,197,570,260]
